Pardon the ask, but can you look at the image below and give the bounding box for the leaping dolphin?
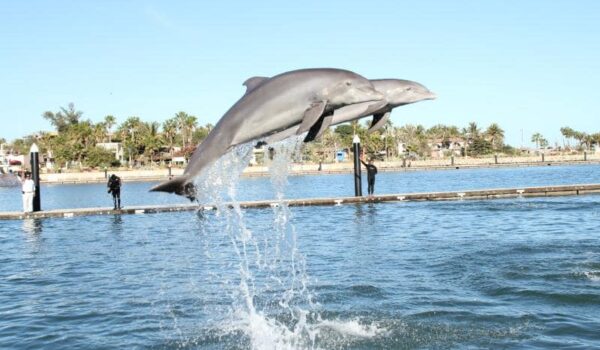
[151,68,384,198]
[262,79,436,144]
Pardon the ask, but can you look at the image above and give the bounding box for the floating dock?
[1,183,599,220]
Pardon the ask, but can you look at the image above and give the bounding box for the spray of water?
[189,138,386,349]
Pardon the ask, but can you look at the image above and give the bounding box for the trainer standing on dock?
[360,155,378,196]
[20,172,36,212]
[107,174,122,210]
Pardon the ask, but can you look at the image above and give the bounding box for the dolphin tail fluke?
[150,175,197,201]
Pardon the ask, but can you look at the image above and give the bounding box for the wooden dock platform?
[2,183,600,221]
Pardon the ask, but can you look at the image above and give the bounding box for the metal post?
[584,151,587,161]
[30,143,41,212]
[168,164,172,177]
[541,153,545,162]
[104,166,108,179]
[352,135,362,197]
[494,154,498,164]
[451,155,454,166]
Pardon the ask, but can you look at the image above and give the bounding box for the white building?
[97,142,124,162]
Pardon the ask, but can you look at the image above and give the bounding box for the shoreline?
[29,154,600,184]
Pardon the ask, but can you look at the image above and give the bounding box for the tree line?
[2,103,597,169]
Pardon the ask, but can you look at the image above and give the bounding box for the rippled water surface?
[1,164,600,349]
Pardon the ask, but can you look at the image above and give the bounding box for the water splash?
[188,139,385,349]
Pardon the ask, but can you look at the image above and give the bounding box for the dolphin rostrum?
[263,79,436,144]
[151,68,384,198]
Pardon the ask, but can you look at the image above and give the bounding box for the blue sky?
[1,0,599,146]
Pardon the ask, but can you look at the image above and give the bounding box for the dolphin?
[262,79,436,144]
[151,68,384,198]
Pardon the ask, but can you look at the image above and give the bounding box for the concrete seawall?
[3,183,599,220]
[36,154,600,184]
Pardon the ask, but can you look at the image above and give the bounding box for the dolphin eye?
[345,81,352,86]
[406,87,412,91]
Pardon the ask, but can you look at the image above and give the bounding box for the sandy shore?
[34,153,600,184]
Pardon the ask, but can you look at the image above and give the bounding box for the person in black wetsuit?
[360,155,378,196]
[107,174,122,210]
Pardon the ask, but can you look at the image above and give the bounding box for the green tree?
[141,121,164,163]
[85,146,115,167]
[175,111,197,148]
[531,133,544,150]
[117,117,144,166]
[104,115,116,142]
[192,123,213,145]
[162,118,178,155]
[470,138,493,156]
[43,103,83,132]
[334,124,355,149]
[485,123,505,151]
[590,133,600,149]
[574,131,591,150]
[461,122,481,157]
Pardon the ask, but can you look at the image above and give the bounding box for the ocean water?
[1,160,600,349]
[1,163,600,212]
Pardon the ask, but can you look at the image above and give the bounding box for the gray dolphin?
[151,68,384,198]
[263,79,436,144]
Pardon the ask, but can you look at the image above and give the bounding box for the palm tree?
[118,117,143,166]
[461,122,480,157]
[162,118,178,155]
[531,133,543,150]
[573,131,590,150]
[174,112,197,148]
[93,122,106,144]
[590,133,600,150]
[485,123,504,151]
[142,121,163,165]
[104,115,116,142]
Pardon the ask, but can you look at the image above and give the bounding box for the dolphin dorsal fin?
[243,76,269,94]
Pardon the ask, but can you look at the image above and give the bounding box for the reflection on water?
[22,218,43,235]
[111,214,123,233]
[353,203,378,227]
[21,218,43,253]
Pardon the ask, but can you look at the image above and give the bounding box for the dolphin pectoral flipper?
[297,101,327,135]
[329,102,378,125]
[304,113,333,142]
[368,111,391,133]
[243,76,269,94]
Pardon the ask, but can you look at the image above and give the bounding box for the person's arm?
[360,160,368,167]
[373,165,378,174]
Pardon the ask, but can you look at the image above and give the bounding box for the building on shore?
[97,142,125,163]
